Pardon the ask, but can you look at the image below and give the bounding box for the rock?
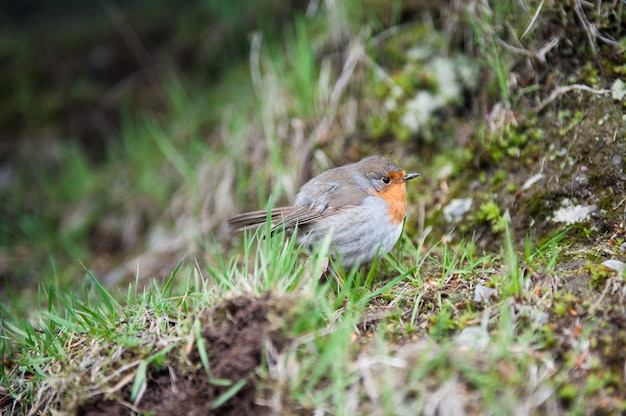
[455,326,489,350]
[473,284,497,303]
[443,198,473,223]
[602,259,625,276]
[521,173,544,191]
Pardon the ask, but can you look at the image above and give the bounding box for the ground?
[2,1,626,415]
[76,294,286,415]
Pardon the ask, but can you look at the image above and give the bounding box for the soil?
[77,293,287,416]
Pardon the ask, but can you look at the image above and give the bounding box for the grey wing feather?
[278,206,352,229]
[297,173,368,210]
[230,172,365,233]
[294,182,340,211]
[228,208,293,233]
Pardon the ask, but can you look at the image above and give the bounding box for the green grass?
[1,214,570,414]
[466,0,523,110]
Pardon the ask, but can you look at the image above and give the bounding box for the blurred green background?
[0,0,314,309]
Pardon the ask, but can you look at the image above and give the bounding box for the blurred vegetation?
[0,0,311,309]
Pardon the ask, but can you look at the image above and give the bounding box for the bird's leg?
[302,255,344,290]
[321,257,344,290]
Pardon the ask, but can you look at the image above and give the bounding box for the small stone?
[521,173,544,191]
[534,311,550,325]
[602,260,625,276]
[443,198,473,223]
[611,79,626,101]
[455,326,489,350]
[473,284,497,303]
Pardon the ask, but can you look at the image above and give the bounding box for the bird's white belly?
[297,203,404,267]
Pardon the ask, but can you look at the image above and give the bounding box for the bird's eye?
[382,177,391,184]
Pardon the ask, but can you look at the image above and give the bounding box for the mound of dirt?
[77,292,288,416]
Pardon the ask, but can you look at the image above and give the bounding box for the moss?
[540,324,557,348]
[559,383,578,402]
[586,260,612,289]
[554,301,567,316]
[558,110,585,136]
[367,113,388,139]
[582,61,600,84]
[491,170,507,186]
[466,200,507,234]
[478,123,537,165]
[362,24,480,143]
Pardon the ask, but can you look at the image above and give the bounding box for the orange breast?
[378,183,407,224]
[376,172,408,224]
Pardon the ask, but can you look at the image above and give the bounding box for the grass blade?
[211,378,247,409]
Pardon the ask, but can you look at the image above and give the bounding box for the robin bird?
[228,156,419,268]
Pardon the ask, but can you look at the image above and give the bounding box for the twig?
[535,84,610,113]
[249,32,263,100]
[535,36,561,62]
[521,0,544,40]
[311,37,364,142]
[572,0,617,52]
[496,37,560,63]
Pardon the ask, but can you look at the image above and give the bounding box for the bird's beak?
[403,172,420,181]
